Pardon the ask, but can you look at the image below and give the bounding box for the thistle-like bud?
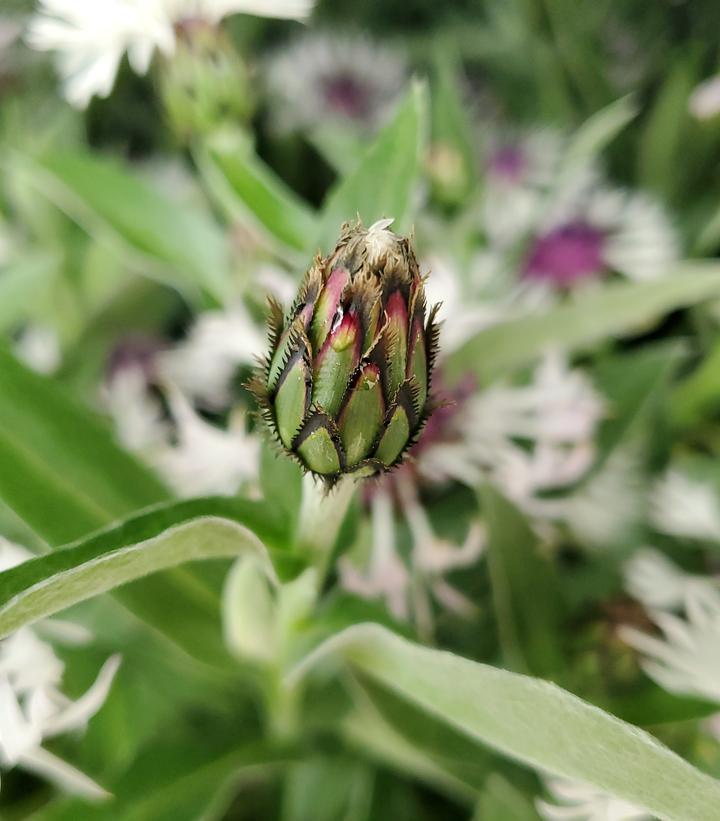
[250,220,440,483]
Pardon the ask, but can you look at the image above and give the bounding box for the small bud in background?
[425,142,468,208]
[250,219,440,484]
[159,19,253,142]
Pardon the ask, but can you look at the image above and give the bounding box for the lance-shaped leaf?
[13,150,230,302]
[196,129,318,257]
[315,81,428,253]
[289,624,720,821]
[0,348,169,545]
[0,498,296,642]
[445,263,720,383]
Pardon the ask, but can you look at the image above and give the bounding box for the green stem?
[295,474,356,580]
[265,670,301,741]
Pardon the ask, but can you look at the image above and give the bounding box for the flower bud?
[159,20,253,141]
[250,220,440,483]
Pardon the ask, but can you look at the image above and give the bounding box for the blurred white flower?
[13,324,61,375]
[419,352,604,509]
[620,581,720,704]
[27,0,315,108]
[157,304,265,410]
[104,363,170,453]
[649,469,720,542]
[339,490,410,622]
[483,130,567,248]
[537,775,651,821]
[254,264,297,308]
[534,448,643,549]
[152,387,259,497]
[480,126,677,285]
[0,538,120,798]
[339,480,484,635]
[524,186,677,286]
[421,253,507,353]
[420,250,556,354]
[0,17,22,56]
[104,352,260,497]
[264,31,407,134]
[624,548,717,611]
[689,75,720,120]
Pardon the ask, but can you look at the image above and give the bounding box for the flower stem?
[265,670,301,741]
[295,474,356,580]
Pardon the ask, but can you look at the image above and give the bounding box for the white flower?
[253,263,297,308]
[532,448,643,549]
[339,491,410,623]
[537,775,652,821]
[104,363,170,453]
[649,469,720,542]
[0,538,120,798]
[690,75,720,120]
[27,0,315,108]
[619,580,720,704]
[264,31,407,134]
[13,324,61,375]
[151,387,259,497]
[523,184,677,286]
[0,17,22,57]
[339,479,484,637]
[482,130,568,248]
[419,352,604,504]
[480,125,678,286]
[422,251,535,353]
[624,548,717,611]
[157,304,265,410]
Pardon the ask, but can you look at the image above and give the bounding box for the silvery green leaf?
[290,624,720,821]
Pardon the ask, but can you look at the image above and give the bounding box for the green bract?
[250,219,439,482]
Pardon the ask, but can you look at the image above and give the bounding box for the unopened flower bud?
[250,220,440,483]
[159,19,253,141]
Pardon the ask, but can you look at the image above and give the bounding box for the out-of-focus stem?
[295,474,356,580]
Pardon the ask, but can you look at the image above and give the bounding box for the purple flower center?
[107,334,163,382]
[321,73,371,121]
[524,221,606,286]
[488,145,526,183]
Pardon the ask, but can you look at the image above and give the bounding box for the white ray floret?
[649,469,720,542]
[620,579,720,704]
[27,0,315,108]
[0,539,120,798]
[537,775,652,821]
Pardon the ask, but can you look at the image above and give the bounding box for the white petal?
[206,0,315,21]
[19,746,110,800]
[0,676,41,765]
[690,75,720,120]
[41,654,121,738]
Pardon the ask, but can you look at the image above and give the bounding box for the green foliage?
[197,129,318,256]
[481,486,564,677]
[0,348,169,544]
[291,624,720,821]
[4,4,720,818]
[314,82,428,253]
[13,150,230,301]
[446,263,720,382]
